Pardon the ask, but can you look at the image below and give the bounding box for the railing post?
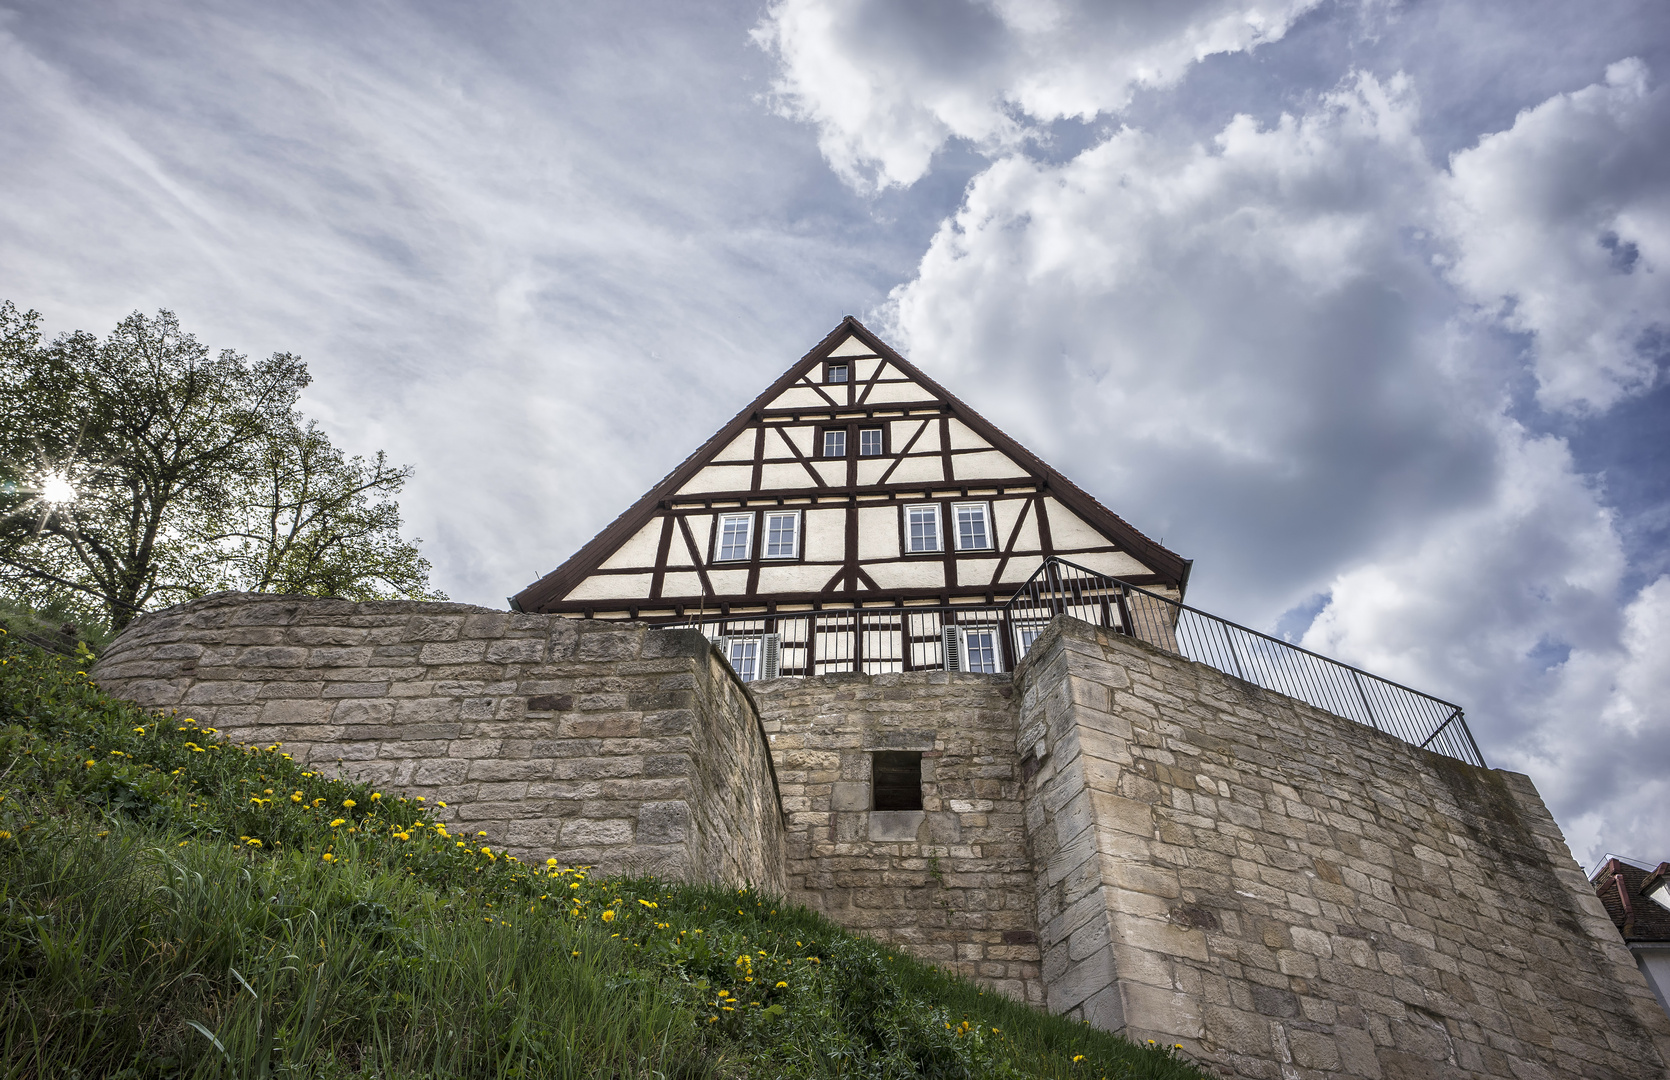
[1114,584,1134,637]
[1222,623,1247,683]
[1351,670,1381,732]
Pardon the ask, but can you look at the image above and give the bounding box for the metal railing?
[661,557,1482,767]
[1003,558,1484,767]
[672,602,1013,678]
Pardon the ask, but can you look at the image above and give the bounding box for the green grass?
[0,628,1210,1080]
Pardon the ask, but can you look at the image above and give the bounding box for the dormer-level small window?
[859,428,884,456]
[827,363,849,384]
[717,513,753,561]
[823,429,846,457]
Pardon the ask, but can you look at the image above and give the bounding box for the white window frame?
[715,512,754,562]
[714,634,781,682]
[952,502,993,551]
[1012,621,1048,660]
[823,429,847,458]
[762,510,801,560]
[905,503,942,553]
[942,625,1002,674]
[826,363,849,384]
[859,428,884,456]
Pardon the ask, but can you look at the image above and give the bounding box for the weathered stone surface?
[92,593,784,892]
[752,669,1044,1006]
[90,595,1670,1080]
[1016,616,1670,1079]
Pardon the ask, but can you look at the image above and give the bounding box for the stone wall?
[90,593,785,892]
[752,672,1043,1004]
[1019,616,1670,1079]
[89,594,1670,1079]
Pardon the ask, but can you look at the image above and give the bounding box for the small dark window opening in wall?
[872,751,923,811]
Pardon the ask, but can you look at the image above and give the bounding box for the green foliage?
[0,301,442,632]
[0,630,1209,1080]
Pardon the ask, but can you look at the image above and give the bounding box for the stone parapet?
[91,593,785,892]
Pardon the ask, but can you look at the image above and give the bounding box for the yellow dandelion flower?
[85,760,95,767]
[601,909,616,923]
[570,882,580,889]
[775,981,788,988]
[1072,1055,1085,1063]
[457,841,467,847]
[0,831,11,841]
[342,799,356,808]
[438,801,447,807]
[246,838,262,847]
[547,858,559,868]
[133,726,145,734]
[370,792,381,801]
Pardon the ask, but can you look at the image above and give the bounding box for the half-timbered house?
[511,317,1190,677]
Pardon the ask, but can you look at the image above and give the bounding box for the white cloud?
[0,5,891,606]
[1442,58,1670,413]
[752,0,1325,190]
[879,63,1670,859]
[886,73,1497,616]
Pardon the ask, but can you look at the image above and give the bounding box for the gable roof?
[511,317,1190,612]
[1594,857,1670,943]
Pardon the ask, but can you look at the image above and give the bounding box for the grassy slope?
[0,630,1210,1080]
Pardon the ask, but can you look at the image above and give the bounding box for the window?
[943,625,1001,673]
[953,502,991,550]
[823,429,846,457]
[963,628,999,673]
[827,363,849,384]
[859,428,884,456]
[714,634,780,682]
[906,504,941,552]
[872,751,923,811]
[716,513,753,561]
[763,511,800,559]
[728,638,759,681]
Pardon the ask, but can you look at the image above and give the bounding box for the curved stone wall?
[91,592,785,891]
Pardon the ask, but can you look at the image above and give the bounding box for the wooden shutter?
[941,625,961,672]
[762,634,781,680]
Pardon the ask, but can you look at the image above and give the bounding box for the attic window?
[827,363,849,384]
[859,428,884,456]
[823,429,846,457]
[872,751,923,811]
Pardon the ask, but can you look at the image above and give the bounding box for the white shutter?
[942,625,961,672]
[713,636,733,673]
[762,634,781,680]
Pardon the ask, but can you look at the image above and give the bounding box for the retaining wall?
[90,593,785,892]
[1019,616,1670,1079]
[752,672,1043,1004]
[88,594,1670,1078]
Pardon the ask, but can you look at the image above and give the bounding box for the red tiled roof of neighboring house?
[1592,858,1670,943]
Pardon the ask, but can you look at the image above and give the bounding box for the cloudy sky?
[2,0,1666,867]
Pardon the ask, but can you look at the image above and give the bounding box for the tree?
[209,420,438,601]
[0,302,443,632]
